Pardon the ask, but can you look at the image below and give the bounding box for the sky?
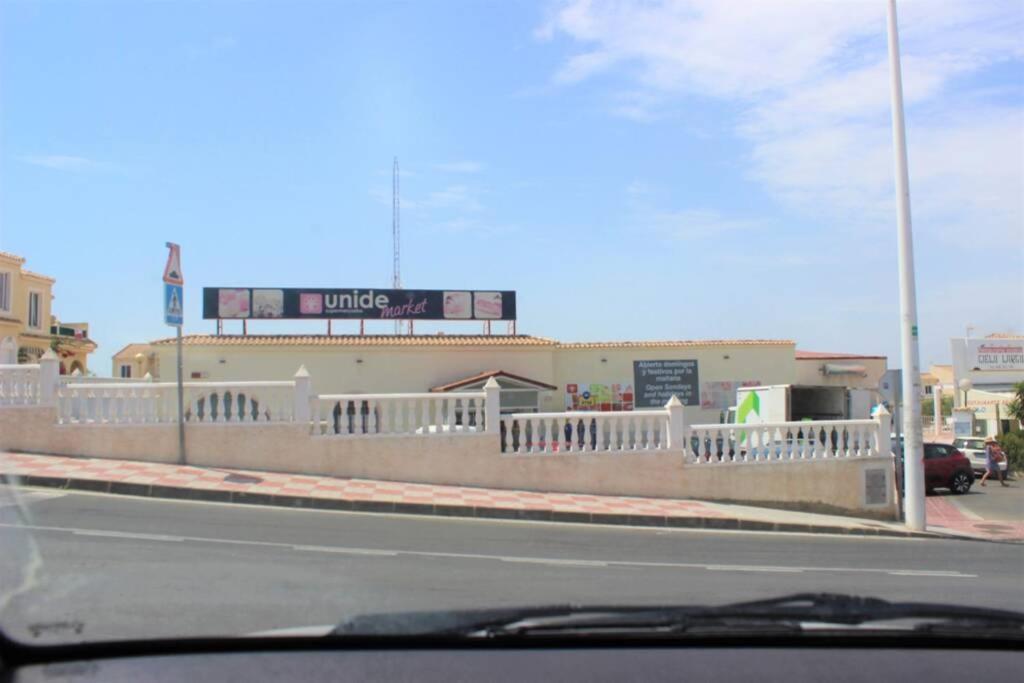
[1,0,1021,374]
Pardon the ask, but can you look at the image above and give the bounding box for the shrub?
[997,432,1024,474]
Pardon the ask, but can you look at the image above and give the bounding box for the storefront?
[951,335,1024,436]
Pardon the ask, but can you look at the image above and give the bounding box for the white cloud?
[19,155,97,171]
[424,184,483,211]
[435,161,484,173]
[540,0,1024,247]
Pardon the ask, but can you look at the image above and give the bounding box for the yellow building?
[111,343,161,379]
[117,334,802,423]
[0,251,95,373]
[920,364,955,398]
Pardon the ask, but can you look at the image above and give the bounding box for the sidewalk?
[0,450,1008,541]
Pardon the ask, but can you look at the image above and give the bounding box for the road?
[1,487,1021,644]
[944,476,1024,521]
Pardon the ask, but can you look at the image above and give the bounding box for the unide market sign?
[968,340,1024,371]
[203,288,516,321]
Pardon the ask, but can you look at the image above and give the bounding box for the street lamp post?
[959,378,973,407]
[886,0,926,531]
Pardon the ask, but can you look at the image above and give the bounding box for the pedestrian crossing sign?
[165,283,183,326]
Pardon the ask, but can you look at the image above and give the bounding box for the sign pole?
[176,324,186,465]
[163,242,186,466]
[886,0,925,531]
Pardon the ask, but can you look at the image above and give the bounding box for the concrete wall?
[0,405,896,520]
[153,344,559,399]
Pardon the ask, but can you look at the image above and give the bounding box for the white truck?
[726,384,875,426]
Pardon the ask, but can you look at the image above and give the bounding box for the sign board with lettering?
[633,360,699,408]
[202,288,516,321]
[967,339,1024,371]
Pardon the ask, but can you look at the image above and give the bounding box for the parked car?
[953,436,1008,475]
[924,443,974,494]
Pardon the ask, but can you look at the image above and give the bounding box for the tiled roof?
[149,334,795,349]
[558,339,794,349]
[151,334,560,347]
[796,350,886,360]
[0,251,26,264]
[431,370,557,392]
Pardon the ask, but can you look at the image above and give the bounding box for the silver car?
[953,437,1008,475]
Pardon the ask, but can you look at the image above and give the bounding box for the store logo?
[300,293,323,314]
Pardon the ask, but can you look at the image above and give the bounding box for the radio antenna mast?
[392,157,402,334]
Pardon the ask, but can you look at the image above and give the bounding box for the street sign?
[163,242,183,284]
[164,283,183,326]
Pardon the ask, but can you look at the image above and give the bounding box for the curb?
[4,473,940,540]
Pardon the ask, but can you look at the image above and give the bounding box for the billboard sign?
[203,288,516,321]
[967,339,1024,372]
[633,360,699,408]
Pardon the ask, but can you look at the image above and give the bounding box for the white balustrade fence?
[58,381,296,425]
[500,411,669,454]
[311,392,486,436]
[0,364,41,406]
[687,419,882,464]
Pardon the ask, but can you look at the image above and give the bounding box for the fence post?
[874,405,892,456]
[0,336,15,364]
[38,349,60,406]
[484,377,501,434]
[293,365,311,423]
[666,395,685,449]
[143,372,153,382]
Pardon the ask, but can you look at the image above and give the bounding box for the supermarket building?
[112,334,890,424]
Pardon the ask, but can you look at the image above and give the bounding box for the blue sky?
[1,0,1021,373]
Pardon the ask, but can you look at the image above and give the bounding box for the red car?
[924,442,974,495]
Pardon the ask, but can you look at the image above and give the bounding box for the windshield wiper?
[332,593,1024,638]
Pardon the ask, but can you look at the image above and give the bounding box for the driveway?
[927,473,1024,540]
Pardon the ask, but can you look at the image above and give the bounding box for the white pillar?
[293,365,311,423]
[933,384,942,436]
[483,377,501,435]
[874,405,892,457]
[887,0,925,531]
[39,349,60,406]
[665,395,685,450]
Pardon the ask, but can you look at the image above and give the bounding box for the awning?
[430,370,557,393]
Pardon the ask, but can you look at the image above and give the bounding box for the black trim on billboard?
[202,288,517,321]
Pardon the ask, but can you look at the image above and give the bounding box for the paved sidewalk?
[0,451,988,540]
[926,495,1024,542]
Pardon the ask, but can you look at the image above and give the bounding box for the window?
[924,385,933,395]
[0,272,10,312]
[119,364,132,378]
[27,291,41,329]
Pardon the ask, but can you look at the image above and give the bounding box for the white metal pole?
[886,0,925,531]
[933,384,942,436]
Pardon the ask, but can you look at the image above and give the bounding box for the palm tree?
[1008,381,1024,426]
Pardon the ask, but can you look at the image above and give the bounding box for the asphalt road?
[1,487,1021,644]
[944,476,1024,522]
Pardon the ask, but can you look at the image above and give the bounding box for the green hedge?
[997,433,1024,474]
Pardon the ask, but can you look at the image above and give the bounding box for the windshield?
[1,0,1023,646]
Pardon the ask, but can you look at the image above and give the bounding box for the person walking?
[979,436,1008,487]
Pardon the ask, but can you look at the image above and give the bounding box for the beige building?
[120,334,799,423]
[0,251,95,373]
[794,350,888,390]
[920,364,955,398]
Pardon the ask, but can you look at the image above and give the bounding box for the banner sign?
[967,339,1024,371]
[203,288,516,321]
[633,360,699,408]
[565,382,635,412]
